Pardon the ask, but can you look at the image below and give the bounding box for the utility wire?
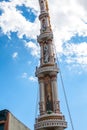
[54,43,74,130]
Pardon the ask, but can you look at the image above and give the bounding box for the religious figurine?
[46,94,53,112]
[40,0,45,11]
[44,43,49,63]
[42,19,47,32]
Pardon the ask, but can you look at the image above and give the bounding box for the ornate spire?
[34,1,67,130]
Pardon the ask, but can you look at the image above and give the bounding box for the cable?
[54,43,75,130]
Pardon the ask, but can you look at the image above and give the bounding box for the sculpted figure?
[44,43,49,63]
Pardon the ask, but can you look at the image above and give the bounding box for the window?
[0,124,4,130]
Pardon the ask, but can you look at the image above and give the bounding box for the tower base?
[34,113,67,130]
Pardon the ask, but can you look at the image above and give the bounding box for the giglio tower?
[34,0,67,130]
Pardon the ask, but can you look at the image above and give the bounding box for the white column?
[39,78,45,114]
[51,75,58,101]
[39,80,45,102]
[51,73,60,113]
[40,42,44,65]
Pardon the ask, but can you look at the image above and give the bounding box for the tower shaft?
[34,0,67,130]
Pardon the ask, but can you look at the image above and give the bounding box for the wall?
[8,112,30,130]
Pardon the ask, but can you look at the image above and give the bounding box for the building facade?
[0,109,30,130]
[34,0,67,130]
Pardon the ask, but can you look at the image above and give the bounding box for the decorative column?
[51,72,60,113]
[39,76,45,115]
[40,42,44,65]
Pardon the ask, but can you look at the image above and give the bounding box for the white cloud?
[61,42,87,68]
[56,42,87,72]
[25,41,40,57]
[12,52,18,59]
[28,76,37,82]
[48,0,87,70]
[21,72,37,82]
[0,0,87,71]
[0,0,39,39]
[21,72,28,79]
[64,42,87,57]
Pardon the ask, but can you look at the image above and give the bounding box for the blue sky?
[0,0,87,130]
